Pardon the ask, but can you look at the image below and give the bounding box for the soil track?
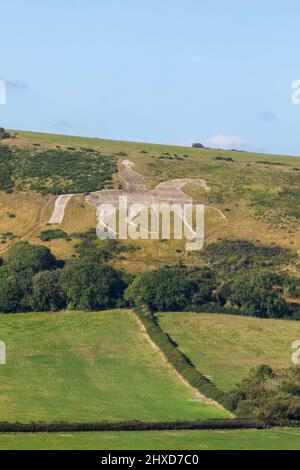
[0,196,55,254]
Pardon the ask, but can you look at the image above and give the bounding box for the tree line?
[0,238,298,318]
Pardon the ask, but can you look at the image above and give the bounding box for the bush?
[31,270,66,311]
[215,156,234,162]
[225,271,289,318]
[0,242,60,313]
[0,267,32,312]
[5,242,58,274]
[224,365,300,422]
[39,229,71,242]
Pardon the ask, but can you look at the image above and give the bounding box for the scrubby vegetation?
[129,268,292,319]
[215,156,234,162]
[0,232,17,244]
[200,240,297,277]
[0,128,10,140]
[219,271,290,319]
[0,145,13,191]
[143,147,300,230]
[39,229,71,242]
[0,146,117,194]
[224,364,300,423]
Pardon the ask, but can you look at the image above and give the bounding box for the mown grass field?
[159,313,300,390]
[1,429,300,450]
[0,310,228,423]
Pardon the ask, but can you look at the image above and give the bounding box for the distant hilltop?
[192,143,204,148]
[192,142,248,152]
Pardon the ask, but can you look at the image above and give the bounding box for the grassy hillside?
[0,129,299,270]
[1,429,300,450]
[159,312,300,390]
[0,310,228,422]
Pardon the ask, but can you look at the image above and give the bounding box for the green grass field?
[0,429,300,450]
[159,313,300,390]
[0,310,228,422]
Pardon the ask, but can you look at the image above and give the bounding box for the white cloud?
[204,134,249,150]
[189,57,208,64]
[53,120,70,128]
[260,110,277,122]
[173,134,250,151]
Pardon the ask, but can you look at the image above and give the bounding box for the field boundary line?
[0,419,263,433]
[134,312,228,411]
[133,307,233,416]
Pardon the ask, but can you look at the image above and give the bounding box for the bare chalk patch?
[49,194,74,225]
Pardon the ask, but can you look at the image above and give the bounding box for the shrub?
[5,242,58,274]
[62,260,126,311]
[125,266,216,311]
[39,229,71,242]
[215,156,234,162]
[0,267,32,312]
[31,270,66,311]
[224,365,300,422]
[225,271,289,318]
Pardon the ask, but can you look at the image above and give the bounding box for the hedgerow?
[0,419,262,433]
[133,306,227,406]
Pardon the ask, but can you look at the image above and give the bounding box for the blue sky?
[1,0,300,155]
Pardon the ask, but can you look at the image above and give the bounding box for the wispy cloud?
[204,134,249,150]
[260,110,277,122]
[53,121,70,127]
[173,134,250,151]
[53,120,70,129]
[1,79,30,92]
[189,57,208,64]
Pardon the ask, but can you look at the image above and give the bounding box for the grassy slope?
[1,130,299,270]
[0,310,227,422]
[0,429,300,450]
[159,313,300,390]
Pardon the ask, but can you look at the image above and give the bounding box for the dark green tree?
[62,260,126,311]
[5,242,58,274]
[31,270,66,311]
[227,271,289,318]
[125,266,216,311]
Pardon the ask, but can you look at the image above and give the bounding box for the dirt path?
[0,196,55,254]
